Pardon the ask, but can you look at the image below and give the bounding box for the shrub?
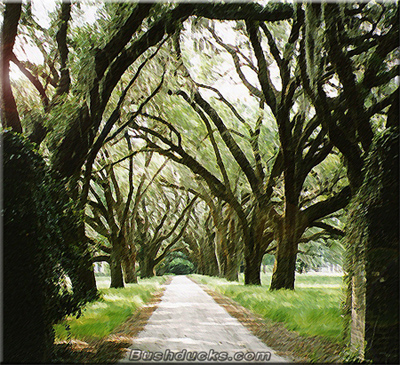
[3,130,93,362]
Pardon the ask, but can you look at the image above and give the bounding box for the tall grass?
[54,276,168,342]
[192,273,345,344]
[237,272,343,287]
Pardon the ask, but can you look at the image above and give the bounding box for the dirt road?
[120,275,288,363]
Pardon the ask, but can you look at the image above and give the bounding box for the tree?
[181,214,220,277]
[4,1,396,361]
[4,0,295,290]
[299,2,398,362]
[237,6,351,290]
[86,139,136,288]
[3,131,95,362]
[345,128,398,363]
[161,178,242,281]
[136,187,198,278]
[156,178,221,277]
[1,3,22,132]
[87,136,172,286]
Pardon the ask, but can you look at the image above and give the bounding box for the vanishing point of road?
[120,275,289,363]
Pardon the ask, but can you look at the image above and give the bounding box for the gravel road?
[120,275,288,363]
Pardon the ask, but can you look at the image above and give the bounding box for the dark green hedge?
[3,130,92,362]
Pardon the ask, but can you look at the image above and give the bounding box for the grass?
[54,275,168,342]
[238,272,344,288]
[191,273,346,345]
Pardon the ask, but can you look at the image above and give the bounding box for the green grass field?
[54,275,168,342]
[238,272,344,287]
[191,273,346,344]
[56,272,345,346]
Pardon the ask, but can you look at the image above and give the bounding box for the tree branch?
[1,3,22,132]
[185,90,263,202]
[95,3,153,79]
[192,3,293,21]
[155,195,198,245]
[10,53,49,109]
[302,186,351,225]
[118,134,135,233]
[85,215,110,238]
[206,26,264,100]
[92,255,110,264]
[54,2,71,97]
[310,221,344,238]
[246,20,277,113]
[154,200,196,266]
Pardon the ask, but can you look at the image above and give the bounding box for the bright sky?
[11,0,98,79]
[10,0,282,114]
[30,0,98,28]
[31,0,57,28]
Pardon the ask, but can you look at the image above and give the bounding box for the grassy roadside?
[54,275,169,342]
[238,272,344,288]
[191,273,346,345]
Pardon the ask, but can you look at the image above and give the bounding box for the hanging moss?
[343,127,399,363]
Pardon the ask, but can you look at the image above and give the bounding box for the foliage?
[3,130,95,361]
[343,127,399,304]
[296,232,345,273]
[3,1,398,360]
[343,127,399,361]
[54,276,168,342]
[156,251,195,275]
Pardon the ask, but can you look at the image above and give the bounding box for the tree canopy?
[1,1,398,363]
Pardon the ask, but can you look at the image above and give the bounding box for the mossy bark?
[122,251,138,284]
[346,128,399,363]
[110,249,124,288]
[140,258,156,278]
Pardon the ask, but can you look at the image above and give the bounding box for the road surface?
[121,275,288,363]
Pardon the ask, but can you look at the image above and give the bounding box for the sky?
[11,0,98,77]
[9,0,282,110]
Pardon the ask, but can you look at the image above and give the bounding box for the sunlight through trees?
[2,1,398,363]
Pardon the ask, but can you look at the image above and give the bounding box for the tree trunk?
[122,249,138,284]
[1,3,23,133]
[243,246,262,285]
[270,163,300,290]
[214,229,226,278]
[270,205,298,291]
[223,249,240,281]
[345,128,399,363]
[270,211,303,290]
[363,129,399,363]
[199,242,219,276]
[110,251,124,288]
[224,269,239,281]
[224,218,241,281]
[205,244,219,276]
[270,236,297,290]
[69,224,97,298]
[70,257,98,297]
[364,207,399,362]
[140,258,156,278]
[242,205,273,285]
